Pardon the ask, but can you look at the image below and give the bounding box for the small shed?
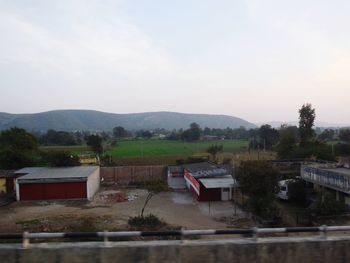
[168,162,236,201]
[15,166,100,201]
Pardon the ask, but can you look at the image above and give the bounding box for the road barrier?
[2,225,350,247]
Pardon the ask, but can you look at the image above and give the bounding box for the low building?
[0,173,5,195]
[168,162,236,201]
[15,166,100,201]
[301,162,350,205]
[0,170,17,196]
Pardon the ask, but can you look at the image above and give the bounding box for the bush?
[287,180,307,204]
[311,192,347,216]
[128,214,164,231]
[175,156,208,165]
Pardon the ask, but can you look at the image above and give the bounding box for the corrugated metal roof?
[16,166,99,181]
[183,162,232,178]
[199,176,235,189]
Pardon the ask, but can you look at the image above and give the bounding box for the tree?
[42,150,80,167]
[140,180,168,217]
[276,134,297,159]
[339,129,350,143]
[39,129,77,146]
[182,122,201,142]
[236,161,279,218]
[259,124,279,150]
[136,130,153,139]
[113,126,128,138]
[318,129,336,141]
[299,103,316,146]
[86,135,103,155]
[0,128,38,169]
[206,144,223,163]
[311,191,346,216]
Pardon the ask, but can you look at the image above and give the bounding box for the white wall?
[15,179,20,201]
[86,167,100,200]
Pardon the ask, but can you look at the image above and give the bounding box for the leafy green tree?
[312,191,346,216]
[42,150,81,167]
[236,161,279,218]
[113,126,128,138]
[259,124,280,150]
[39,130,77,145]
[136,130,153,139]
[181,122,201,141]
[318,129,336,141]
[206,144,223,163]
[0,128,38,169]
[276,134,297,159]
[299,103,316,146]
[339,129,350,143]
[86,135,103,155]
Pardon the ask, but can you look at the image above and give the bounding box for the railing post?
[22,232,30,249]
[319,225,327,240]
[103,230,111,247]
[252,227,258,241]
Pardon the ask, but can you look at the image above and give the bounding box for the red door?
[19,182,87,200]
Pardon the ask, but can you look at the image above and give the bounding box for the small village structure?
[301,159,350,205]
[15,166,100,201]
[168,162,236,201]
[0,170,18,196]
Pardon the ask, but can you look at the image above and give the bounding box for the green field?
[105,139,249,157]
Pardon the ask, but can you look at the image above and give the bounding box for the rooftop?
[16,166,99,181]
[199,175,235,189]
[183,162,232,178]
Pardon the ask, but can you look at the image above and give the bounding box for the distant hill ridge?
[0,110,256,132]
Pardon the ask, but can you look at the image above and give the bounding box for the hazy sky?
[1,0,350,124]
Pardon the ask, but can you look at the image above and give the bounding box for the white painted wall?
[15,179,20,201]
[86,167,100,200]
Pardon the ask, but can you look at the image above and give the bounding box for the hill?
[0,110,256,132]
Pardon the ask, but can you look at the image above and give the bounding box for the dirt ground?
[0,186,250,232]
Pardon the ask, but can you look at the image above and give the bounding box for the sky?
[0,0,350,124]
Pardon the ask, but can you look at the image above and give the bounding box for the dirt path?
[0,188,245,232]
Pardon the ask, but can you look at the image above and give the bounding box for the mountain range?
[0,110,256,132]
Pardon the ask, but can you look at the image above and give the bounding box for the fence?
[1,226,350,246]
[100,166,167,185]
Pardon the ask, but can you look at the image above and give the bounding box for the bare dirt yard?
[0,186,250,233]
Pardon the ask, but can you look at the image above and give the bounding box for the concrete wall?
[87,168,100,200]
[1,237,350,263]
[101,166,167,185]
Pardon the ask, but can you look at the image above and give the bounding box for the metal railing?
[2,225,350,247]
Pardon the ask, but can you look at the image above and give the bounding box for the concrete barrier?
[1,236,350,263]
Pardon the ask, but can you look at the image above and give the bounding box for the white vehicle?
[276,179,295,200]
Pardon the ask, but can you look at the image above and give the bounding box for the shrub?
[128,214,164,231]
[311,192,347,216]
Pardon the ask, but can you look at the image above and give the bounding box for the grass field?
[105,139,249,157]
[38,139,276,165]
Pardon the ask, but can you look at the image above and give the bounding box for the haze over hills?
[0,110,256,132]
[256,121,350,128]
